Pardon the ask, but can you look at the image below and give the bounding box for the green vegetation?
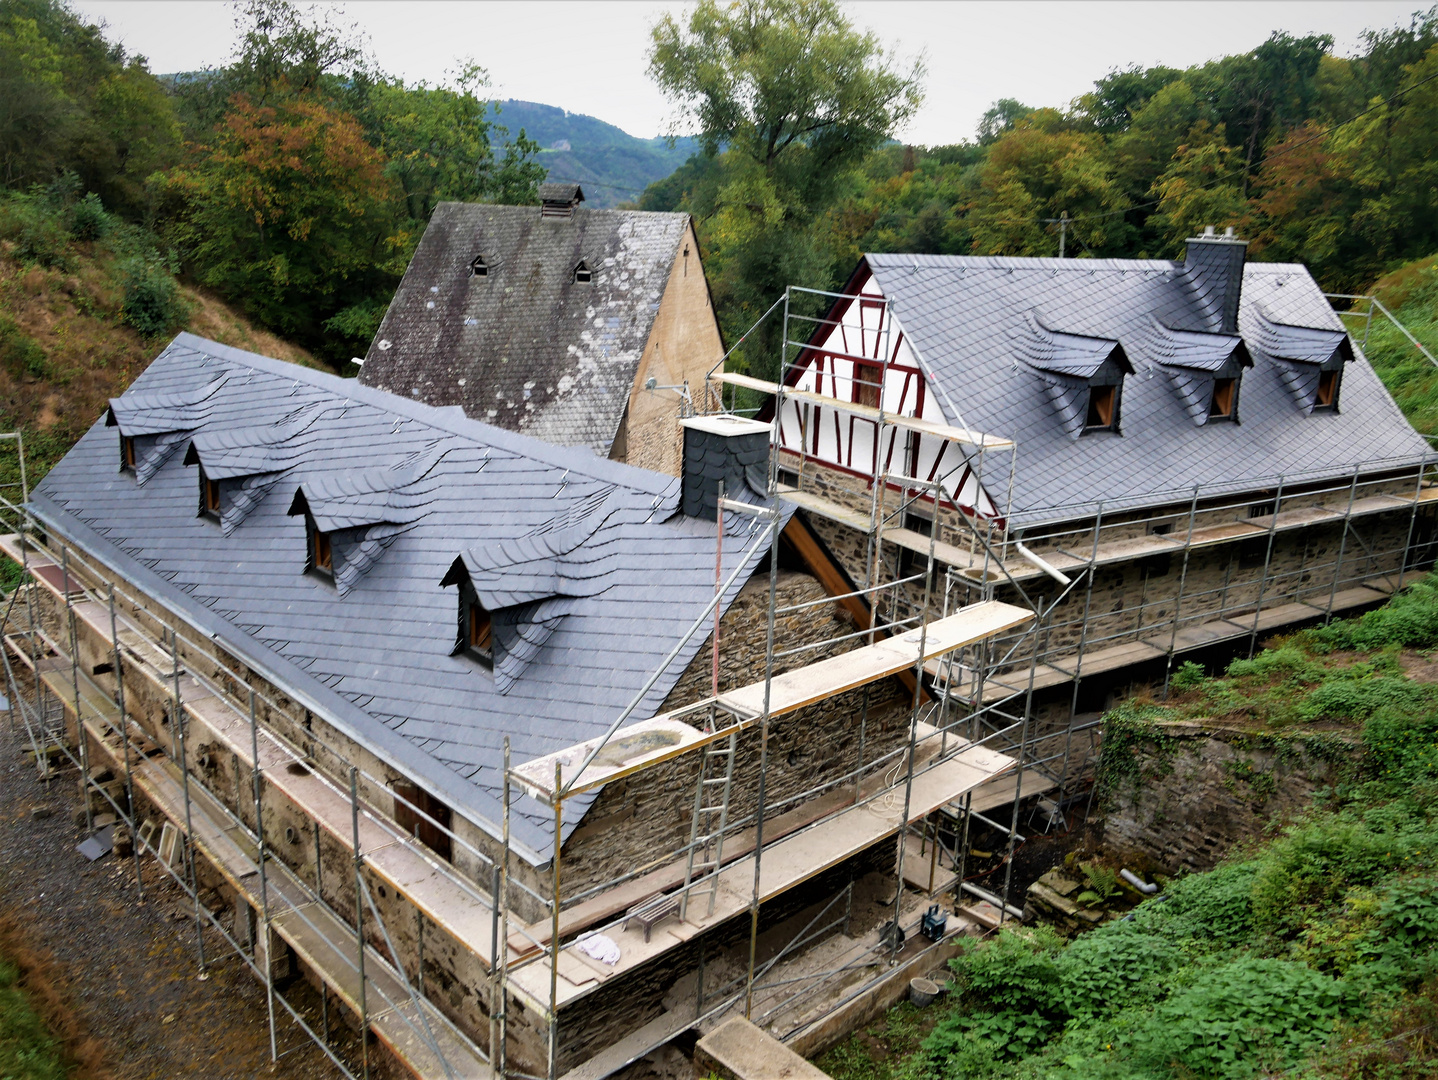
[645,5,1438,377]
[0,959,67,1080]
[818,574,1438,1079]
[1,0,545,366]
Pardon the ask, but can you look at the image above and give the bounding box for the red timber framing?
[765,262,1003,523]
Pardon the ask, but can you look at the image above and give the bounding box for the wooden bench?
[624,891,681,942]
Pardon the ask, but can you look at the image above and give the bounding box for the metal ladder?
[679,712,737,921]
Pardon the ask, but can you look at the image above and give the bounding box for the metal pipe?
[1161,489,1200,699]
[1325,466,1361,624]
[549,759,562,1080]
[109,587,143,900]
[350,767,370,1080]
[1248,477,1285,659]
[171,625,202,968]
[249,689,277,1062]
[61,547,91,836]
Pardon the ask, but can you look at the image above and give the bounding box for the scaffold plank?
[777,490,871,532]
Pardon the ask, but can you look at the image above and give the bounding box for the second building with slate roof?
[765,228,1437,718]
[357,183,724,479]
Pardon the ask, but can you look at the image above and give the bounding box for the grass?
[818,573,1438,1080]
[0,958,69,1080]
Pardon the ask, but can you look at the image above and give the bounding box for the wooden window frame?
[1084,384,1118,432]
[1209,377,1237,421]
[199,466,221,521]
[465,598,494,668]
[306,514,333,579]
[854,361,881,409]
[1316,369,1340,410]
[392,780,454,863]
[120,435,137,473]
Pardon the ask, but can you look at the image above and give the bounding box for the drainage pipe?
[1120,868,1158,894]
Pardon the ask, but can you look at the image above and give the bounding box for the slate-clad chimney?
[679,416,772,519]
[1183,225,1248,334]
[539,182,584,219]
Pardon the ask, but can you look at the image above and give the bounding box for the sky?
[73,1,1427,146]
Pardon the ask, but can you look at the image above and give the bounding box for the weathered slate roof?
[358,201,690,457]
[862,255,1433,526]
[32,333,779,863]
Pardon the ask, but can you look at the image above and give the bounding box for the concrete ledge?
[696,1018,831,1080]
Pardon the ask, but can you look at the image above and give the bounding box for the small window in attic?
[1209,378,1237,421]
[1316,369,1340,411]
[1084,386,1117,432]
[199,466,221,521]
[306,515,333,578]
[464,598,493,668]
[855,362,881,409]
[469,255,488,277]
[120,435,136,473]
[573,260,593,284]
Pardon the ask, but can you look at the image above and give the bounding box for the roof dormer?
[1249,309,1353,415]
[1139,318,1253,426]
[539,182,584,219]
[1015,313,1132,439]
[182,413,315,534]
[105,376,228,484]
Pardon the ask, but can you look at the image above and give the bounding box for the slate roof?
[358,200,691,458]
[861,254,1433,527]
[31,333,779,864]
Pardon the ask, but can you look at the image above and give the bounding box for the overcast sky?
[74,1,1425,146]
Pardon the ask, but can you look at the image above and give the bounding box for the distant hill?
[494,100,700,208]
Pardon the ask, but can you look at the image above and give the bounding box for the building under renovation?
[4,223,1436,1080]
[2,330,1029,1079]
[715,230,1436,779]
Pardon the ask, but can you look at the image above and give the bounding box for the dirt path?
[0,718,365,1079]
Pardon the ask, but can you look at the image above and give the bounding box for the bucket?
[909,977,940,1007]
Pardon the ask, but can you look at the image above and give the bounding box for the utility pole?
[1042,211,1070,257]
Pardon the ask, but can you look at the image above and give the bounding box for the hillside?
[496,100,700,208]
[819,580,1438,1079]
[0,233,314,501]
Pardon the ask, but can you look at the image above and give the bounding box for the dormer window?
[1209,377,1237,421]
[305,514,333,578]
[465,599,493,666]
[470,255,487,278]
[1084,385,1117,432]
[1316,369,1340,411]
[199,466,221,521]
[120,435,136,472]
[574,260,593,284]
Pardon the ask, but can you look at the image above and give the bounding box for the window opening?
[469,254,487,277]
[1085,385,1116,430]
[200,467,221,520]
[573,260,592,284]
[120,435,136,472]
[1316,369,1339,410]
[1238,537,1268,570]
[308,518,333,577]
[854,362,881,409]
[392,781,453,863]
[1209,378,1236,420]
[465,598,493,667]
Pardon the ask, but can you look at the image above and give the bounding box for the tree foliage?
[648,0,923,377]
[0,0,545,365]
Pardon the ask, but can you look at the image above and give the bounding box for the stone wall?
[558,570,911,895]
[1099,720,1358,874]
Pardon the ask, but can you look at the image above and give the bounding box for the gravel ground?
[0,714,384,1079]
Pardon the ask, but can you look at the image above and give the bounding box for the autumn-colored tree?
[157,94,400,342]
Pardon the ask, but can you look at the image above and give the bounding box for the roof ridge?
[167,333,679,499]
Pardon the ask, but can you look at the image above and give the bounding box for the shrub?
[1363,704,1438,787]
[0,318,49,380]
[1306,574,1438,652]
[1131,956,1356,1078]
[68,192,111,241]
[1168,659,1206,693]
[1251,817,1405,935]
[0,193,70,268]
[1056,921,1177,1021]
[119,254,188,337]
[1131,858,1260,949]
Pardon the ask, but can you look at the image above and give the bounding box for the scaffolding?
[3,275,1435,1080]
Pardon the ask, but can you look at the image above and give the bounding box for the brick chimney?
[1183,225,1248,334]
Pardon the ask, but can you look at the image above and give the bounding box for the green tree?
[648,0,923,378]
[0,13,71,188]
[1145,121,1249,252]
